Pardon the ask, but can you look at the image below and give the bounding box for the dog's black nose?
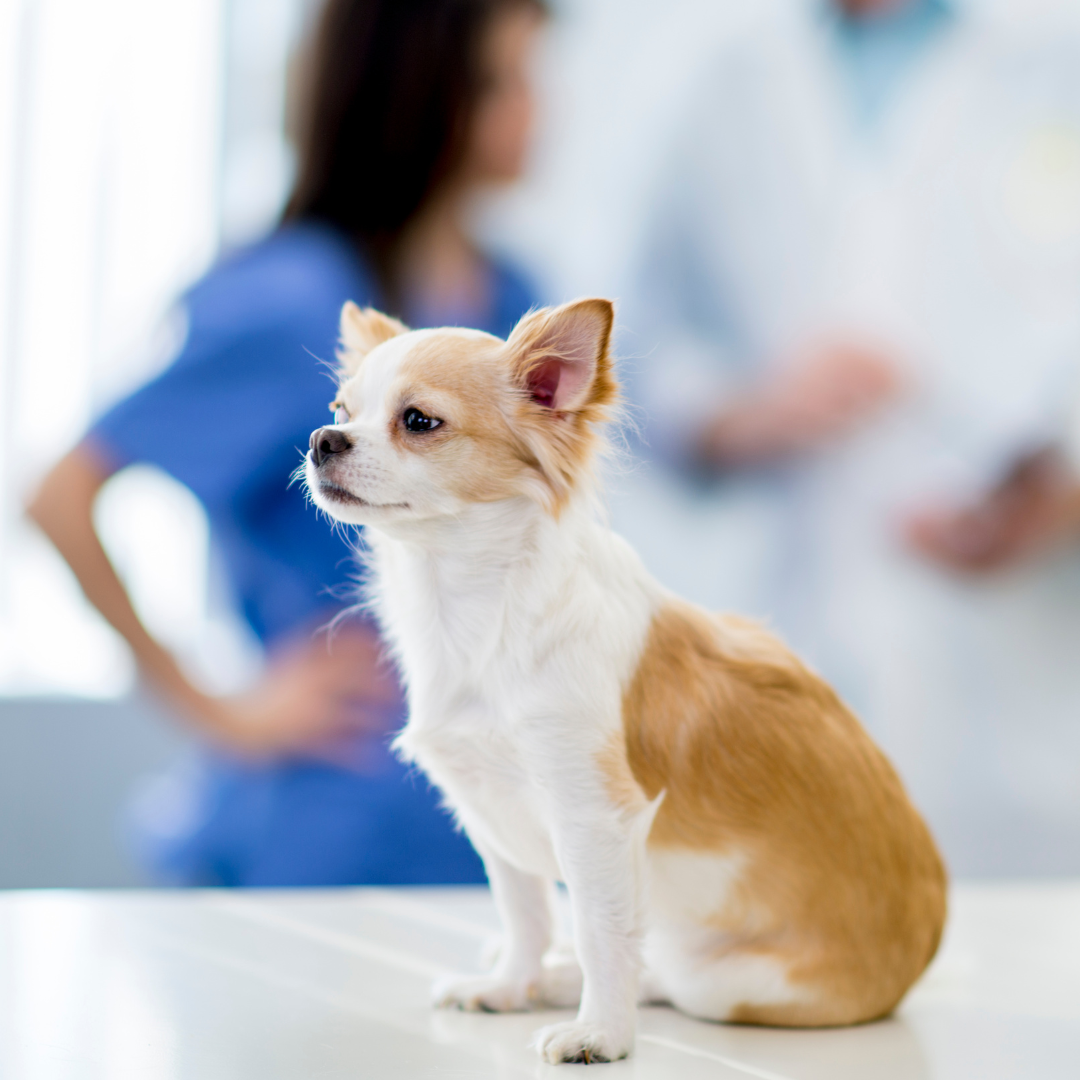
[309,426,352,467]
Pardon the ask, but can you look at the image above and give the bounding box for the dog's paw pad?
[531,1020,632,1065]
[432,973,537,1013]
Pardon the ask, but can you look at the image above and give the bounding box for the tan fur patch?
[371,300,619,514]
[392,333,543,504]
[338,302,409,375]
[610,600,947,1027]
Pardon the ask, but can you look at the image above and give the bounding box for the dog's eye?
[403,407,442,433]
[333,407,350,425]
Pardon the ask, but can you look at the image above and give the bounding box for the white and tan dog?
[304,298,947,1065]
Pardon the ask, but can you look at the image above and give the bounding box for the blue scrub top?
[88,221,538,886]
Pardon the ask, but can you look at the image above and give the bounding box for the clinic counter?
[1,881,1077,1078]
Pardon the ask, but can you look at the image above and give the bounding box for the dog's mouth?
[318,481,409,512]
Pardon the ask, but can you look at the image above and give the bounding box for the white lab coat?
[617,0,1080,875]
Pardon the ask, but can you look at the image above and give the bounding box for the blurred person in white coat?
[622,0,1080,875]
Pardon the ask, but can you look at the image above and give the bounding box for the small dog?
[305,298,947,1065]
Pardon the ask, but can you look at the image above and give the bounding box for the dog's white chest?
[371,503,658,888]
[400,698,562,881]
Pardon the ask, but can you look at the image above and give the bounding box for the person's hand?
[697,342,901,467]
[196,623,400,759]
[905,448,1080,574]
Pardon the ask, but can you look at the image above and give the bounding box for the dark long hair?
[284,0,545,296]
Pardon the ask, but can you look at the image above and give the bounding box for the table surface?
[1,882,1077,1079]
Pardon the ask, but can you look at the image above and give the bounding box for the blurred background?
[2,0,1080,887]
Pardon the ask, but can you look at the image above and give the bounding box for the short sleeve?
[86,228,373,511]
[89,319,326,509]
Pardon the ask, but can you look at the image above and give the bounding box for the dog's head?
[304,297,617,527]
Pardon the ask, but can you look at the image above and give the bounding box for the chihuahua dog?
[304,298,946,1065]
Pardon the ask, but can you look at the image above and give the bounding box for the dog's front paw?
[432,972,538,1013]
[531,1019,633,1065]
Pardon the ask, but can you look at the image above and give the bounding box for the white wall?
[0,0,225,694]
[0,0,303,696]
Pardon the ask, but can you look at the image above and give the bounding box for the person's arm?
[629,91,901,473]
[693,341,902,470]
[26,442,395,758]
[905,447,1080,573]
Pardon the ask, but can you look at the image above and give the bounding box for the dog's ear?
[338,302,408,376]
[506,298,616,414]
[504,299,618,515]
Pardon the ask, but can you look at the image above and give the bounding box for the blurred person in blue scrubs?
[625,0,1080,874]
[27,0,548,886]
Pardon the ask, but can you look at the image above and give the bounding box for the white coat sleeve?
[622,122,746,470]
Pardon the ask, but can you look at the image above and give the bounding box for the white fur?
[305,317,802,1064]
[369,498,660,1063]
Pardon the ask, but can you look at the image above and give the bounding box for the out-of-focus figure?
[626,0,1080,875]
[26,0,547,886]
